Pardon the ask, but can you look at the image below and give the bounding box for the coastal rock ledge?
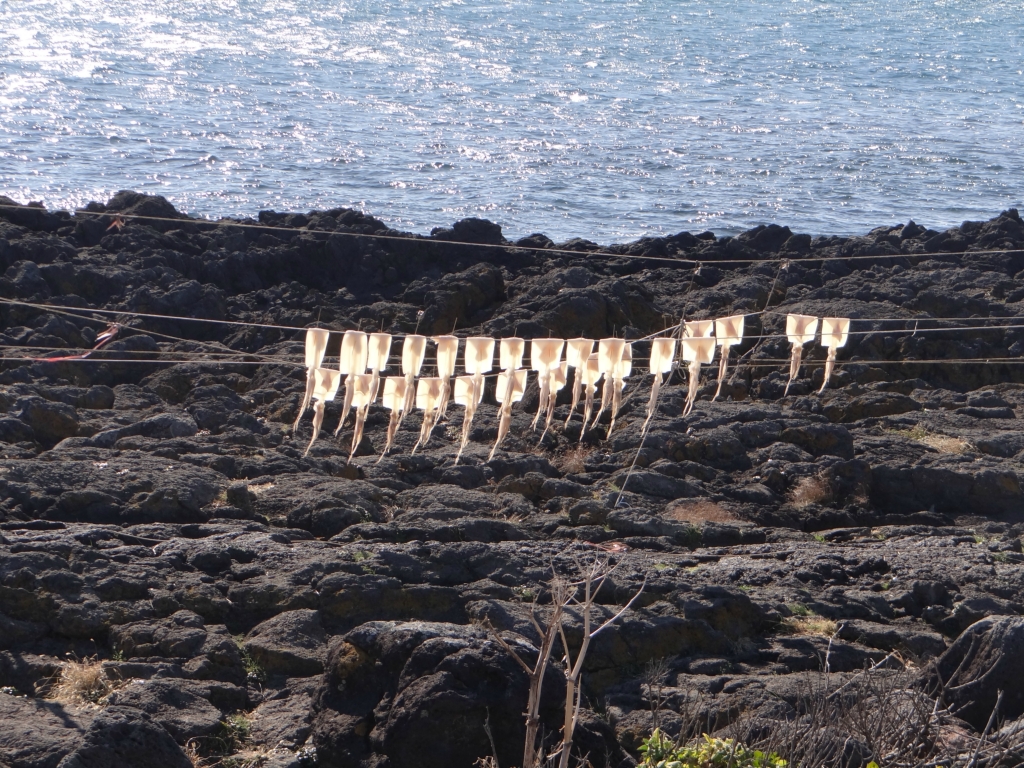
[2,192,1024,767]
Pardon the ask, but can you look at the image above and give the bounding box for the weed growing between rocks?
[639,730,786,768]
[185,713,261,768]
[48,656,121,705]
[233,639,267,685]
[888,425,974,455]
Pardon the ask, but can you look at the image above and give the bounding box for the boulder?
[927,615,1024,730]
[243,609,327,677]
[55,706,191,768]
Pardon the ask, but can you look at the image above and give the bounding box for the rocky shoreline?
[2,192,1024,768]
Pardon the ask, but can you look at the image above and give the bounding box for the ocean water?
[0,0,1022,242]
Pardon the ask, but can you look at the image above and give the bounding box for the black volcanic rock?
[3,193,1024,767]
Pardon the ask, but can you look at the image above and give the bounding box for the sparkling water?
[1,0,1021,241]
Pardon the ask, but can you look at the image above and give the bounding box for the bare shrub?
[49,658,120,705]
[490,556,647,768]
[672,660,1024,768]
[789,474,832,508]
[667,500,739,524]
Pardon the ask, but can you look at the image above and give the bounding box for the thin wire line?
[1,202,1021,266]
[6,295,1024,340]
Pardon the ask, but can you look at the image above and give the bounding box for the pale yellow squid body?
[455,337,495,464]
[398,335,427,430]
[433,336,459,418]
[539,361,568,443]
[818,317,850,393]
[412,377,445,454]
[606,343,632,437]
[564,338,595,427]
[713,314,745,401]
[366,332,393,405]
[347,373,374,464]
[579,353,602,442]
[489,338,526,460]
[644,336,677,434]
[530,338,565,431]
[590,338,625,430]
[489,368,528,460]
[378,377,409,462]
[784,314,818,395]
[303,367,342,457]
[335,330,368,436]
[294,328,330,432]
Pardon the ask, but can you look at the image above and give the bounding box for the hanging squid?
[712,314,745,401]
[538,361,568,443]
[334,330,368,436]
[377,377,409,462]
[294,328,330,432]
[303,367,341,457]
[530,338,565,431]
[346,373,374,464]
[366,332,393,404]
[564,337,595,427]
[579,353,602,442]
[412,377,445,454]
[398,335,427,429]
[453,375,483,464]
[784,314,818,395]
[643,336,677,434]
[489,367,528,460]
[433,335,459,418]
[489,337,526,460]
[589,337,626,430]
[456,337,495,463]
[680,336,717,416]
[818,317,850,393]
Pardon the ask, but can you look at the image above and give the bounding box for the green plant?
[233,640,266,684]
[993,551,1010,563]
[812,533,826,543]
[224,714,251,745]
[639,730,786,768]
[787,603,812,617]
[112,649,125,662]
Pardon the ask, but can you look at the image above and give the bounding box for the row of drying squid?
[293,313,851,463]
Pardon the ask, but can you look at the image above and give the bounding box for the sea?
[1,0,1022,242]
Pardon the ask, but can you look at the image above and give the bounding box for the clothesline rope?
[5,296,1024,345]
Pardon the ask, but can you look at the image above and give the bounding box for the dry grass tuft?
[781,615,839,637]
[789,474,832,508]
[184,740,206,768]
[667,499,739,524]
[893,425,972,454]
[919,433,972,454]
[558,445,593,475]
[49,658,121,705]
[247,482,275,496]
